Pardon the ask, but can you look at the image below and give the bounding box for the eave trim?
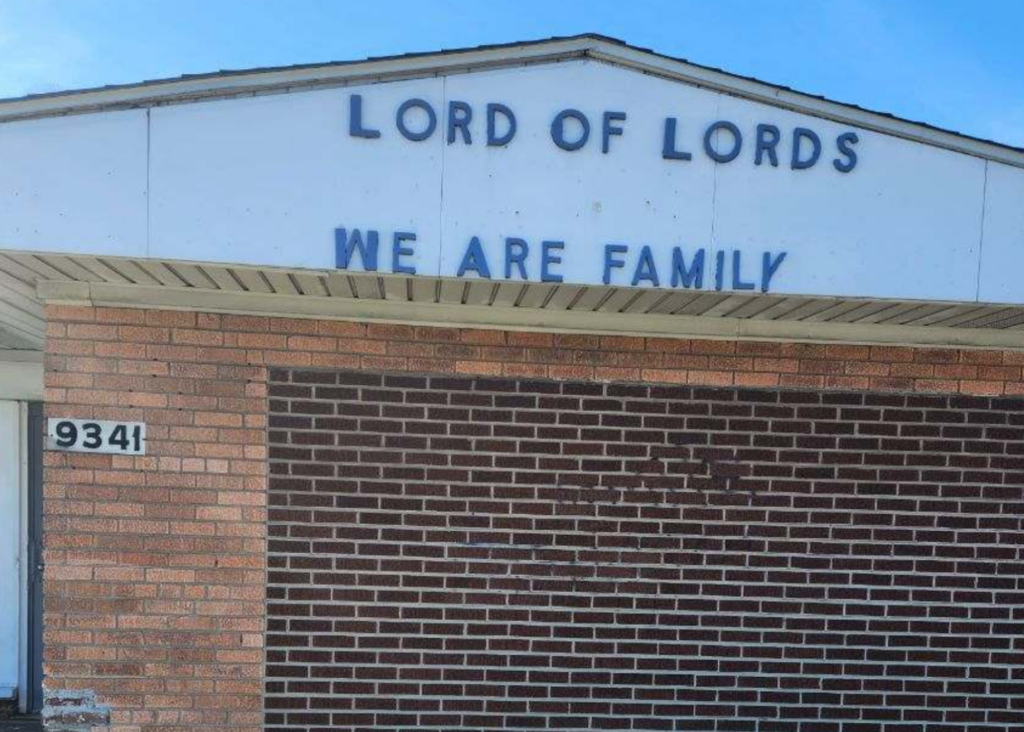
[0,36,1021,169]
[36,280,1024,351]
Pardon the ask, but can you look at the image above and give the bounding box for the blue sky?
[1,0,1021,147]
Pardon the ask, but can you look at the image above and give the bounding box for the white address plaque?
[47,418,146,455]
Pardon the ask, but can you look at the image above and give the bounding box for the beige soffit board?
[2,250,1023,350]
[0,360,43,401]
[0,36,1021,169]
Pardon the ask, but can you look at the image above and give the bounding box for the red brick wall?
[42,305,1024,730]
[43,308,268,731]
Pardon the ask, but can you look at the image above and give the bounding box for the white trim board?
[0,362,43,401]
[16,402,28,714]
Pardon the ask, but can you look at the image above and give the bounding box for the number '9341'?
[47,418,146,455]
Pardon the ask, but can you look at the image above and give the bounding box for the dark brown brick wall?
[265,369,1024,731]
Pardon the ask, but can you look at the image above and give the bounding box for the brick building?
[0,35,1022,731]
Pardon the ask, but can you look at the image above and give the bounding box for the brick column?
[42,307,266,731]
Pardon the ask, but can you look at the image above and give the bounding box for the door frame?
[12,401,43,714]
[0,359,44,714]
[24,401,43,713]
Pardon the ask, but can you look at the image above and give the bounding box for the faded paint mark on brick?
[42,689,109,732]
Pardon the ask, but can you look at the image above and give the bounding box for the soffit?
[2,250,1023,354]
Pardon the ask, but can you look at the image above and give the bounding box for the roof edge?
[1,33,1022,168]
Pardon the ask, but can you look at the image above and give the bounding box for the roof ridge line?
[0,34,1020,165]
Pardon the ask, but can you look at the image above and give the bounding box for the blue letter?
[791,127,821,169]
[731,251,755,290]
[447,101,472,144]
[541,241,564,282]
[833,132,858,173]
[703,121,742,163]
[335,228,379,271]
[631,245,660,287]
[487,103,516,146]
[662,118,692,161]
[457,236,491,278]
[671,248,704,289]
[551,109,590,151]
[761,252,787,292]
[755,124,780,167]
[505,238,529,280]
[392,232,416,275]
[602,111,626,154]
[396,98,437,142]
[603,244,628,285]
[714,250,726,290]
[349,95,380,139]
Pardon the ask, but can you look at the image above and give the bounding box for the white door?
[0,401,23,705]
